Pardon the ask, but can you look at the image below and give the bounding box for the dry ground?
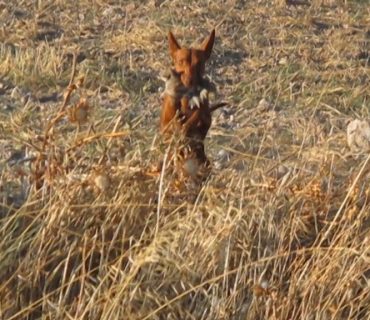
[1,0,370,319]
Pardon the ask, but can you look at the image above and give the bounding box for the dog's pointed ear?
[168,31,181,59]
[200,29,215,60]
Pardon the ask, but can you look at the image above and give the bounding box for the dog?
[160,68,228,164]
[159,29,227,178]
[160,29,216,139]
[160,68,224,138]
[160,68,214,110]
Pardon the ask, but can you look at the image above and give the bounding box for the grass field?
[1,0,370,319]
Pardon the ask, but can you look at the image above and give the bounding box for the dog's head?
[168,29,215,88]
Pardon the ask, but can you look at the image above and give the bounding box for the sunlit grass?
[1,0,370,319]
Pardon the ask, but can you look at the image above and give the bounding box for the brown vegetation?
[1,0,370,319]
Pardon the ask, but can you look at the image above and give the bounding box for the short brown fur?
[160,29,216,141]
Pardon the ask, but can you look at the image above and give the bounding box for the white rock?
[10,86,22,99]
[94,174,110,192]
[257,98,273,112]
[102,7,114,16]
[279,57,288,65]
[214,161,223,170]
[217,149,230,162]
[347,119,370,152]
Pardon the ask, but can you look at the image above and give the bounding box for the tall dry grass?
[1,0,370,319]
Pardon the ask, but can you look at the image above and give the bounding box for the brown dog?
[159,29,226,175]
[161,69,223,138]
[160,29,216,138]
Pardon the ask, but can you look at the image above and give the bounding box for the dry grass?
[1,0,370,319]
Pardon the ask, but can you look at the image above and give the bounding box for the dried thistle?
[77,76,85,88]
[67,98,90,125]
[306,182,324,200]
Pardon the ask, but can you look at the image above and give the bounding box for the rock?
[102,7,115,17]
[347,119,370,152]
[214,161,222,170]
[277,165,289,179]
[214,149,230,170]
[94,173,110,192]
[257,98,273,112]
[217,149,230,163]
[279,57,288,65]
[6,149,25,166]
[10,86,22,99]
[3,104,13,112]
